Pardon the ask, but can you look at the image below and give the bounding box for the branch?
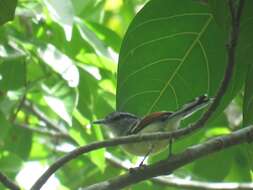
[23,101,78,144]
[82,125,253,190]
[155,177,253,190]
[9,93,26,122]
[24,101,62,133]
[19,124,78,145]
[0,171,20,190]
[105,153,253,190]
[31,125,253,190]
[29,130,186,190]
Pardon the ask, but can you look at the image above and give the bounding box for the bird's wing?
[128,111,172,134]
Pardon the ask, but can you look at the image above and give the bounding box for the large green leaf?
[0,0,17,25]
[116,0,246,124]
[208,0,229,32]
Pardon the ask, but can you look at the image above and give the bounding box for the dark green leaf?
[0,58,26,91]
[0,151,23,173]
[243,63,253,170]
[208,0,229,31]
[0,0,17,25]
[193,149,233,181]
[4,125,33,160]
[225,146,251,182]
[58,154,121,189]
[243,64,253,126]
[0,111,11,144]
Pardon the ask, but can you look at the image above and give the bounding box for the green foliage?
[0,0,253,189]
[0,0,17,25]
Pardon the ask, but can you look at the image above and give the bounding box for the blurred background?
[0,0,252,190]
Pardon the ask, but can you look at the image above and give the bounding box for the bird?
[93,95,211,156]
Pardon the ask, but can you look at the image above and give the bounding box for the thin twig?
[9,94,26,122]
[0,171,20,190]
[82,125,253,190]
[24,101,62,132]
[23,101,78,144]
[19,124,78,145]
[152,176,253,190]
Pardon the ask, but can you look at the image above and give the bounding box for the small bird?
[93,95,211,156]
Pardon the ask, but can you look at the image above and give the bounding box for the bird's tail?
[170,94,211,120]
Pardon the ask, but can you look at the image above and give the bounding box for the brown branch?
[31,125,252,190]
[82,125,253,190]
[29,131,185,190]
[0,171,20,190]
[105,153,253,190]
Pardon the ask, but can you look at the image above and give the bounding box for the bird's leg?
[138,144,153,167]
[168,137,173,157]
[130,144,153,173]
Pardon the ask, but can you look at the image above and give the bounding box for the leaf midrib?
[147,15,213,114]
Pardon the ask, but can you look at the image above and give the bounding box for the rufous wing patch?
[130,112,172,134]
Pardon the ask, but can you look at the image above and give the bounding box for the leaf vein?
[118,58,181,92]
[147,16,213,113]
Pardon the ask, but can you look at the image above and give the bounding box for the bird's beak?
[92,119,106,125]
